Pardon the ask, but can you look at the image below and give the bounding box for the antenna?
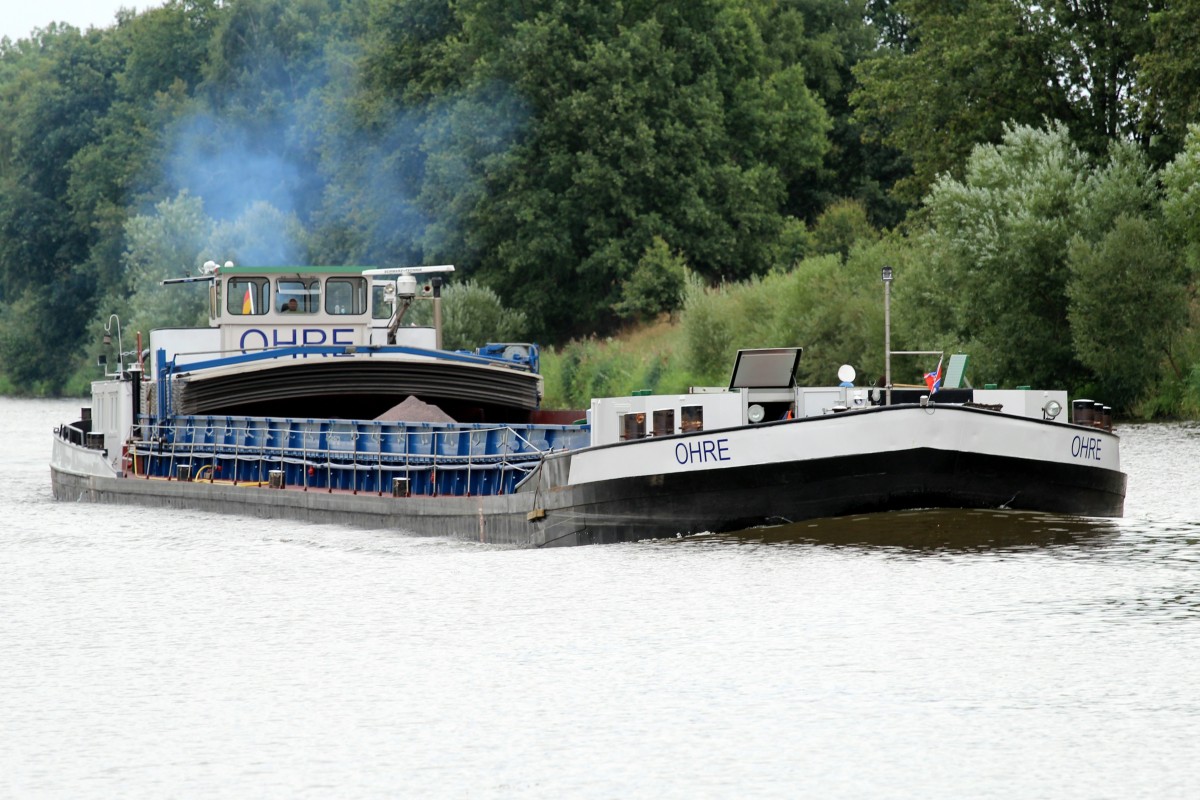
[161,260,219,285]
[161,275,215,285]
[362,265,456,277]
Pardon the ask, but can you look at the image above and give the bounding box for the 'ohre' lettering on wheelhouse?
[239,327,355,353]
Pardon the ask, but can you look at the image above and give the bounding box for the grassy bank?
[540,318,700,409]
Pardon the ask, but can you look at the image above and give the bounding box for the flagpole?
[882,265,893,406]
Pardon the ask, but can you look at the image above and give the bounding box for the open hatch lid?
[728,347,803,390]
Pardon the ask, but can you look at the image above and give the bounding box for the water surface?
[4,399,1200,798]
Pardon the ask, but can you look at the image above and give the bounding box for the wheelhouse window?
[326,277,367,315]
[227,278,269,316]
[277,278,319,314]
[372,284,394,320]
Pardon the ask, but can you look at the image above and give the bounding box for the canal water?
[4,397,1200,798]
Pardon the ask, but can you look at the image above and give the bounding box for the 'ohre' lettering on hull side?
[675,438,731,466]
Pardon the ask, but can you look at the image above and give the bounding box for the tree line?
[0,0,1196,414]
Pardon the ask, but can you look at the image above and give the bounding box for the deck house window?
[680,405,704,433]
[621,412,647,441]
[227,278,269,315]
[652,409,675,437]
[326,277,368,315]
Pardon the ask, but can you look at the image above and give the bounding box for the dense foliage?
[0,0,1197,415]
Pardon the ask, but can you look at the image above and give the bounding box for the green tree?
[357,0,832,340]
[811,198,878,261]
[613,236,688,321]
[1066,214,1184,408]
[407,279,527,351]
[851,0,1158,203]
[1161,125,1200,281]
[773,0,908,226]
[681,272,737,383]
[119,191,214,339]
[851,0,1064,204]
[679,243,901,388]
[1051,0,1158,156]
[920,122,1194,409]
[1158,126,1200,415]
[208,200,307,265]
[1138,3,1200,159]
[119,0,218,100]
[923,123,1089,390]
[68,4,213,306]
[0,26,128,389]
[769,252,880,386]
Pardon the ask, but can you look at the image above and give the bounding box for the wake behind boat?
[50,263,1126,546]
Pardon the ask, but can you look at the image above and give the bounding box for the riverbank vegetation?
[0,1,1197,416]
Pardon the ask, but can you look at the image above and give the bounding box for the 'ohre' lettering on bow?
[1071,435,1102,461]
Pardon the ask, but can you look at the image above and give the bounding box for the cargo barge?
[51,263,1127,546]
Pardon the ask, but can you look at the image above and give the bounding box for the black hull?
[532,447,1127,546]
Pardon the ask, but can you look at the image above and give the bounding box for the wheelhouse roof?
[215,265,375,276]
